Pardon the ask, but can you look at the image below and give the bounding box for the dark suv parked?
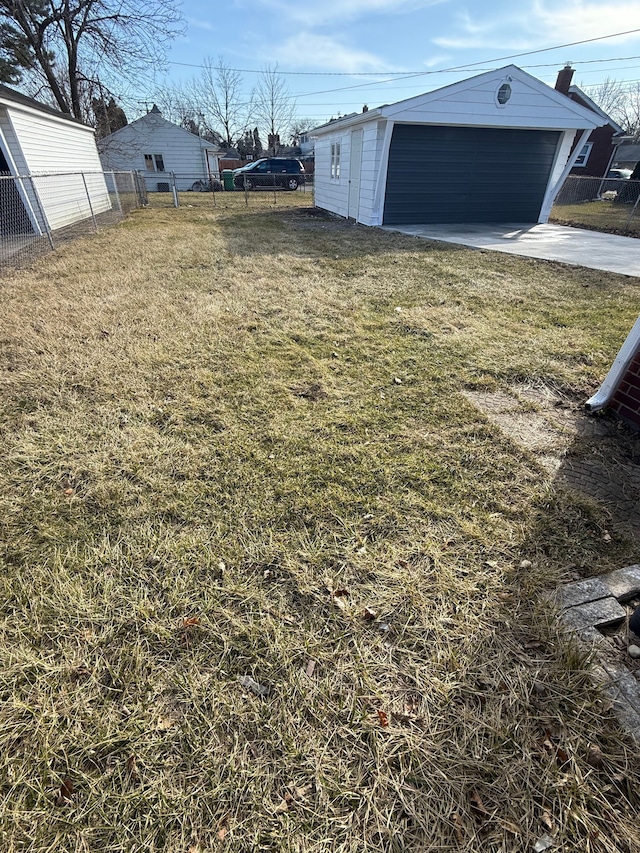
[233,158,305,190]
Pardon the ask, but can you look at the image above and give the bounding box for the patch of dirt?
[464,384,640,542]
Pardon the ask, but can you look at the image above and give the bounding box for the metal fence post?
[25,175,55,250]
[171,172,179,208]
[109,171,122,217]
[624,192,640,232]
[81,172,98,232]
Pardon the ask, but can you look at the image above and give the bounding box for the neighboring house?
[311,64,606,227]
[553,65,624,177]
[612,142,640,172]
[299,133,314,157]
[98,105,222,191]
[0,84,110,237]
[587,316,640,430]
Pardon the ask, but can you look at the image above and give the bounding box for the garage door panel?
[383,125,560,224]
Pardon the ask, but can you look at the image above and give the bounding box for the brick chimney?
[555,64,574,95]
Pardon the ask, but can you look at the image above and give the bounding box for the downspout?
[586,315,640,411]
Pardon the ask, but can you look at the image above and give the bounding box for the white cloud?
[186,17,217,32]
[256,0,449,28]
[433,1,640,52]
[273,33,391,73]
[532,0,640,43]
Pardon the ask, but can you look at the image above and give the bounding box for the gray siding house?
[98,106,222,192]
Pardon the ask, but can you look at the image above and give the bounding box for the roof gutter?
[586,315,640,411]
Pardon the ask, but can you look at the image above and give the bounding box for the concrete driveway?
[382,222,640,277]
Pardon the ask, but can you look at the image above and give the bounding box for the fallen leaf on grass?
[237,675,269,697]
[539,728,569,766]
[541,811,555,832]
[391,711,421,726]
[362,606,377,621]
[274,792,293,814]
[55,777,75,806]
[305,659,316,678]
[292,783,313,800]
[126,755,140,782]
[451,811,464,844]
[156,716,177,732]
[63,487,74,496]
[330,587,350,610]
[182,616,200,628]
[216,823,228,841]
[469,789,489,821]
[377,710,389,727]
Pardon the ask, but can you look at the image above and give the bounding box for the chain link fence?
[551,175,640,236]
[0,170,147,273]
[145,170,314,209]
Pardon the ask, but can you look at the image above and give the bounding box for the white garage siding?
[0,88,111,232]
[311,65,605,227]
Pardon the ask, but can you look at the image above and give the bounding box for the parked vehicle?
[606,168,632,180]
[233,158,305,190]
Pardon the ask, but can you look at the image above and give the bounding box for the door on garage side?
[348,129,363,219]
[383,125,561,225]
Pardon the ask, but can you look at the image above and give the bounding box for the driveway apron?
[382,223,640,277]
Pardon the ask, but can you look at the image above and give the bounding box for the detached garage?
[0,84,111,238]
[312,65,606,227]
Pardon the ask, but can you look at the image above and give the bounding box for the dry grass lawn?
[1,192,640,852]
[550,198,640,237]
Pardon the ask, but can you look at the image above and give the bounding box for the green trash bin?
[222,169,235,191]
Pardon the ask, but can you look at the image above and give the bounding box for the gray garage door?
[383,125,561,225]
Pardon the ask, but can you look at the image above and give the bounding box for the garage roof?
[312,65,606,135]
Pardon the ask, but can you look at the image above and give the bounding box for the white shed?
[0,84,111,235]
[311,65,606,226]
[98,106,222,192]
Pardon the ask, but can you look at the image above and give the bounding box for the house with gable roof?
[98,105,222,192]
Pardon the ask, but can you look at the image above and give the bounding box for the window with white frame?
[144,153,166,171]
[574,143,592,167]
[330,142,341,179]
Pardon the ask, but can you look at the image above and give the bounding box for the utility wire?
[163,29,640,77]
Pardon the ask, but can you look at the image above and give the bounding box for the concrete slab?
[382,222,640,277]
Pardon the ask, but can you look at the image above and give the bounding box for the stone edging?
[556,564,640,742]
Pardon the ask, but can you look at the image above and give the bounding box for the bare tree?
[616,83,640,141]
[253,64,296,155]
[290,118,316,147]
[0,0,183,119]
[193,56,249,148]
[587,77,640,140]
[152,80,200,130]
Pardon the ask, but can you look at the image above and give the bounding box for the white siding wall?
[386,76,596,130]
[314,132,351,217]
[314,120,385,224]
[1,103,111,231]
[99,114,214,191]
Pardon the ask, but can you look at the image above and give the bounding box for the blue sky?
[140,0,640,124]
